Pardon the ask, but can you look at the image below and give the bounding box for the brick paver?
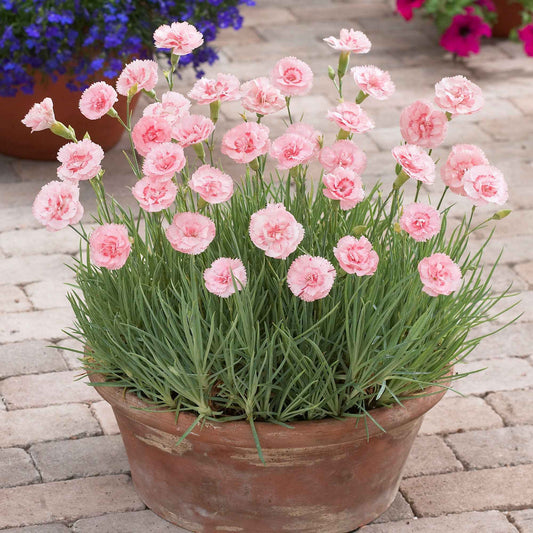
[1,0,532,530]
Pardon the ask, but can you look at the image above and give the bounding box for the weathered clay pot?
[492,0,523,38]
[90,373,448,533]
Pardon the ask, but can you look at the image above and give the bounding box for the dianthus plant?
[27,23,515,446]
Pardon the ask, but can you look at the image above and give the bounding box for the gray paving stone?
[0,448,40,488]
[403,435,462,478]
[24,281,72,310]
[468,323,533,360]
[0,206,41,233]
[371,492,414,524]
[72,510,188,532]
[0,254,74,285]
[56,337,85,370]
[486,390,533,426]
[509,509,533,533]
[0,341,67,379]
[0,285,32,313]
[0,228,81,257]
[1,525,70,533]
[90,401,120,435]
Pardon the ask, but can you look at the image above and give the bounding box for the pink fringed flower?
[319,140,367,174]
[400,100,447,148]
[132,177,177,212]
[142,142,186,181]
[249,203,304,259]
[240,77,286,116]
[204,258,247,298]
[189,165,234,204]
[440,9,491,57]
[32,180,83,231]
[57,139,105,182]
[434,75,484,116]
[188,73,241,104]
[269,133,315,170]
[463,165,508,206]
[418,253,462,297]
[286,123,322,158]
[323,28,371,53]
[153,21,204,55]
[323,167,365,210]
[116,60,158,96]
[392,144,436,184]
[172,114,215,147]
[396,0,426,21]
[165,212,215,255]
[89,224,131,270]
[132,116,172,156]
[327,102,374,134]
[221,122,270,164]
[79,82,117,120]
[271,57,313,97]
[351,66,395,100]
[143,91,191,129]
[441,144,489,195]
[287,255,336,302]
[334,236,379,276]
[400,203,441,242]
[22,97,55,132]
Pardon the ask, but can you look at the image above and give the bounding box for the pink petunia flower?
[204,258,247,298]
[323,29,372,53]
[319,140,367,174]
[189,165,234,204]
[249,203,304,259]
[518,24,533,56]
[351,66,395,100]
[399,203,441,242]
[188,73,241,105]
[143,91,191,129]
[57,139,105,182]
[327,102,374,134]
[392,144,436,184]
[132,116,172,157]
[418,253,462,296]
[172,114,215,147]
[79,82,118,120]
[440,8,491,57]
[323,167,365,210]
[153,21,204,55]
[89,224,131,270]
[400,100,447,148]
[240,77,286,116]
[441,144,489,195]
[132,177,177,212]
[116,60,158,96]
[287,255,336,302]
[269,133,315,170]
[434,75,484,115]
[463,165,508,206]
[271,56,313,97]
[286,123,322,158]
[142,142,186,182]
[334,235,379,276]
[22,97,55,132]
[165,212,216,255]
[221,122,270,164]
[396,0,426,21]
[32,180,83,231]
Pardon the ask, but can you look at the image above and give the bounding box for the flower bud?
[193,142,205,162]
[328,65,336,80]
[393,169,410,190]
[50,121,76,141]
[337,51,350,79]
[352,225,367,237]
[492,209,511,220]
[210,100,221,124]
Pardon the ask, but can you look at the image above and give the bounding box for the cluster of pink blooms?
[25,23,509,301]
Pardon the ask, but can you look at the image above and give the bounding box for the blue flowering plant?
[0,0,253,97]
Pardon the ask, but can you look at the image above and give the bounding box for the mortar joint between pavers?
[505,510,526,532]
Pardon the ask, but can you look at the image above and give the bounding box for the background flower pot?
[492,0,523,37]
[90,372,448,532]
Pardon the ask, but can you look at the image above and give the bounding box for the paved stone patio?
[1,0,532,531]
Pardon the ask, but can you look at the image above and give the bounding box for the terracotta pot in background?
[492,0,523,38]
[90,372,449,533]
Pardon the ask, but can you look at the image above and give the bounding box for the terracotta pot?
[0,74,136,161]
[90,372,449,532]
[492,0,523,38]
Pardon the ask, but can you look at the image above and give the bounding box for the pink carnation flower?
[116,60,158,96]
[22,97,55,132]
[165,212,216,255]
[334,236,379,276]
[172,114,215,147]
[221,122,270,164]
[323,167,365,210]
[132,177,177,212]
[287,255,336,302]
[142,142,186,181]
[269,133,315,170]
[327,102,374,134]
[143,91,191,128]
[188,73,241,105]
[400,100,447,148]
[286,123,322,158]
[57,139,105,182]
[418,253,462,297]
[319,140,367,174]
[240,77,286,116]
[132,116,172,157]
[463,165,508,206]
[153,21,204,55]
[392,144,436,184]
[271,56,313,97]
[89,224,131,270]
[434,75,484,116]
[323,28,371,53]
[441,144,489,195]
[249,203,304,259]
[189,165,234,204]
[396,0,426,21]
[351,66,395,100]
[400,203,441,242]
[204,258,247,298]
[79,82,117,120]
[32,180,83,231]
